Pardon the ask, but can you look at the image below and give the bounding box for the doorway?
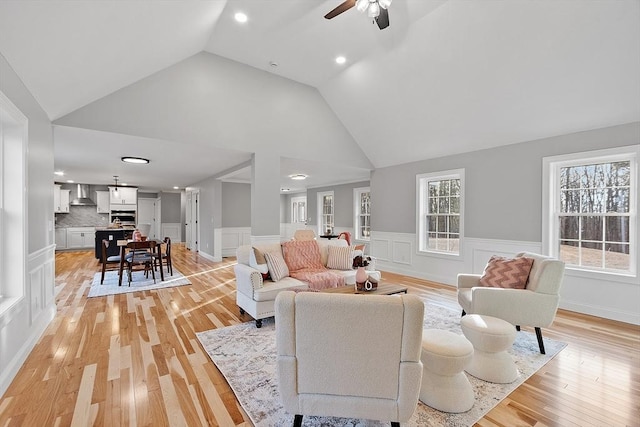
[185,190,199,251]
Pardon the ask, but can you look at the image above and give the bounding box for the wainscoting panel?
[221,227,251,257]
[161,223,181,243]
[370,238,391,261]
[392,240,412,265]
[1,245,56,397]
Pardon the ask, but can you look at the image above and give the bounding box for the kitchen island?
[94,227,134,259]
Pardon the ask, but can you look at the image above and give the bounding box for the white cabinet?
[66,227,95,249]
[55,228,67,249]
[109,186,137,207]
[54,184,71,213]
[95,191,110,213]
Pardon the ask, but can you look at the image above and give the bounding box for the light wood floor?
[0,244,638,426]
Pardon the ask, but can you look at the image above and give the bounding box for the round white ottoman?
[460,314,518,383]
[419,329,475,413]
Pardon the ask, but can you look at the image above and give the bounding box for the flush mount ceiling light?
[335,56,346,64]
[121,156,149,164]
[54,171,64,176]
[281,188,291,192]
[289,174,307,180]
[234,12,248,23]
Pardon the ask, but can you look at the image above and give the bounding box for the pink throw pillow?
[282,240,324,272]
[479,255,534,289]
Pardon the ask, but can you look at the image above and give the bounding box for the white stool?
[460,314,518,383]
[419,329,474,413]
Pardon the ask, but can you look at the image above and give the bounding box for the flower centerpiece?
[353,255,377,291]
[352,255,371,269]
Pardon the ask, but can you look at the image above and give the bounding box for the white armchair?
[275,291,424,427]
[457,252,565,354]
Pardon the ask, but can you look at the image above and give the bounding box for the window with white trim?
[317,191,334,235]
[544,147,637,275]
[417,169,464,255]
[0,90,27,313]
[291,196,306,224]
[354,187,371,240]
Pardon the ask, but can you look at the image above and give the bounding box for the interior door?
[137,199,156,239]
[190,191,199,252]
[185,192,192,250]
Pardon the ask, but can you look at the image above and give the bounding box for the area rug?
[88,268,191,297]
[196,300,566,427]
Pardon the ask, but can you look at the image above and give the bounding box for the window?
[354,187,371,240]
[317,191,334,235]
[291,196,306,224]
[0,90,27,313]
[544,147,638,275]
[417,169,464,255]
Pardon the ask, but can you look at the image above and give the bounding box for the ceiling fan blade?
[375,7,390,30]
[324,0,356,19]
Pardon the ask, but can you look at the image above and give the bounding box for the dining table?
[117,239,165,286]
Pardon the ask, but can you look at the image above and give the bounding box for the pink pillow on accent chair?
[479,255,534,289]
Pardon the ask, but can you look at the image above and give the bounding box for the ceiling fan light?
[367,2,380,18]
[379,0,392,9]
[355,0,369,13]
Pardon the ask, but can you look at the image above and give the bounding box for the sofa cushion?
[327,245,354,270]
[282,240,323,272]
[479,255,534,289]
[265,250,290,282]
[253,278,308,301]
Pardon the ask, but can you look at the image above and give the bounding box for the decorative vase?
[355,266,367,290]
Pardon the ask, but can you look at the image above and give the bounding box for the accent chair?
[275,291,424,427]
[457,251,565,354]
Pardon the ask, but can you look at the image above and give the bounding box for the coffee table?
[320,282,408,295]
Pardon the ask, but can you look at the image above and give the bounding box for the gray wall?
[160,192,181,223]
[307,181,370,228]
[372,122,640,241]
[221,182,251,227]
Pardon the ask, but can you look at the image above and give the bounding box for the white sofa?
[235,239,381,327]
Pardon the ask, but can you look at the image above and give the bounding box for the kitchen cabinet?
[95,191,110,213]
[55,228,67,249]
[66,227,95,249]
[54,184,71,213]
[109,186,138,206]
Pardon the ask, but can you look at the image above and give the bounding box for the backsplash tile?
[56,206,110,228]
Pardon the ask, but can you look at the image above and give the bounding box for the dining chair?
[125,240,156,285]
[100,239,121,284]
[153,237,172,276]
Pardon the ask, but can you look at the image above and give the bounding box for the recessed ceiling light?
[173,186,179,190]
[335,56,346,64]
[269,61,278,68]
[54,171,64,176]
[121,156,149,164]
[234,12,248,23]
[66,180,74,183]
[289,174,307,180]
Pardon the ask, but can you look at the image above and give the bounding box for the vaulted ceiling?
[0,0,638,191]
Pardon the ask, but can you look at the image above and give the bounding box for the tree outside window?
[556,159,635,272]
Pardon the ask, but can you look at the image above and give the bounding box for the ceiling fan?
[325,0,392,30]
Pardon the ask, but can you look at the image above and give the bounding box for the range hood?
[70,184,96,206]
